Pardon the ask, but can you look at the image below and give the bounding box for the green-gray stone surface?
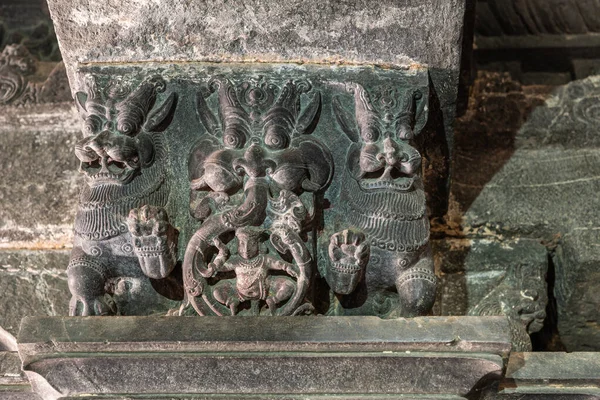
[0,251,69,337]
[18,316,510,398]
[445,72,600,351]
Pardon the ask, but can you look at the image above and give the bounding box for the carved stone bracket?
[64,64,437,319]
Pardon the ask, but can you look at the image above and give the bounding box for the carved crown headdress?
[333,83,423,143]
[75,75,177,137]
[196,77,322,150]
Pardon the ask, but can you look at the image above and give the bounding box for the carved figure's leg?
[266,276,296,315]
[67,253,115,316]
[394,253,437,318]
[212,280,239,315]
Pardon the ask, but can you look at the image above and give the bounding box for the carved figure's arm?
[266,257,299,279]
[203,237,231,277]
[127,205,178,280]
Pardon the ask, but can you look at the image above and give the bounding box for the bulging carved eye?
[117,114,141,136]
[362,128,379,143]
[84,115,103,136]
[223,129,245,149]
[224,135,238,147]
[264,128,290,150]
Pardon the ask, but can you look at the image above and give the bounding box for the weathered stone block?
[554,228,600,351]
[455,76,600,238]
[464,147,600,237]
[0,0,60,61]
[450,74,600,351]
[0,351,39,399]
[433,238,548,351]
[0,251,69,336]
[0,103,81,248]
[434,238,547,313]
[490,352,600,399]
[0,351,26,390]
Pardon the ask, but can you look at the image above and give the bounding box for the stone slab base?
[495,352,600,399]
[18,316,511,399]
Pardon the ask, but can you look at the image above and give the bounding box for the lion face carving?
[336,85,424,194]
[190,78,332,199]
[74,75,176,188]
[326,83,435,316]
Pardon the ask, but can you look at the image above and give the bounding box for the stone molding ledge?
[17,316,511,399]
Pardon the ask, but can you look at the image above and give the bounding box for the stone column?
[18,1,496,398]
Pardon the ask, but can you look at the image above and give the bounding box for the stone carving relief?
[68,75,180,315]
[468,263,547,351]
[0,44,70,106]
[65,66,440,318]
[183,78,332,316]
[321,84,436,317]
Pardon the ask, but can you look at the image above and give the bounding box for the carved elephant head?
[190,78,333,198]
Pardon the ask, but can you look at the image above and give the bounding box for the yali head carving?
[327,82,434,317]
[74,75,177,187]
[334,84,424,193]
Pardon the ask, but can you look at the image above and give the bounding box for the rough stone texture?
[0,0,61,61]
[46,0,465,81]
[432,238,548,351]
[0,7,77,395]
[446,73,600,350]
[0,351,27,389]
[18,316,512,358]
[0,104,81,248]
[55,396,468,400]
[18,316,510,399]
[0,351,39,399]
[488,394,600,400]
[26,354,503,398]
[464,146,600,237]
[0,45,78,400]
[554,228,600,351]
[448,73,552,233]
[433,238,547,316]
[504,352,600,386]
[0,251,70,337]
